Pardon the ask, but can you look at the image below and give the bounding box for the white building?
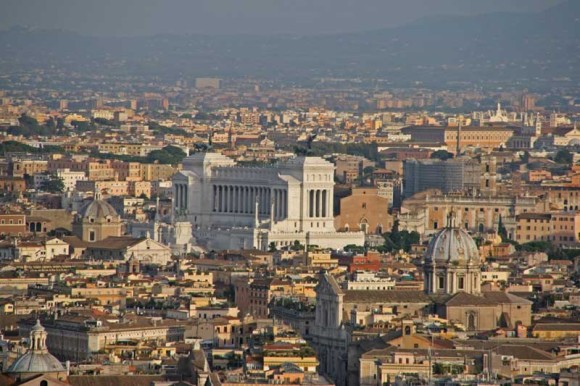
[33,168,87,192]
[173,153,364,251]
[345,271,396,290]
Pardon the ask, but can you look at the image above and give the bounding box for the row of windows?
[0,219,23,225]
[433,207,501,213]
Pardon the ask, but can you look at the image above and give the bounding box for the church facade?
[172,153,364,251]
[312,213,532,386]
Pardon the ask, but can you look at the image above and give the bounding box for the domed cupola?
[6,320,65,381]
[72,190,122,242]
[424,212,482,295]
[425,213,480,264]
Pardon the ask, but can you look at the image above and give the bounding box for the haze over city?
[0,0,566,36]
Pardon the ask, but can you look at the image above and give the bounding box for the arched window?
[468,313,476,331]
[359,218,369,233]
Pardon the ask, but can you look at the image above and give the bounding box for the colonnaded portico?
[172,153,364,251]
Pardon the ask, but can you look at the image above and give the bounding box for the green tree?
[268,242,277,252]
[291,240,304,251]
[359,166,375,186]
[71,120,94,132]
[41,176,65,193]
[554,149,573,164]
[146,145,187,164]
[381,220,420,253]
[497,215,508,241]
[344,244,366,254]
[430,150,454,161]
[93,117,118,127]
[520,150,530,163]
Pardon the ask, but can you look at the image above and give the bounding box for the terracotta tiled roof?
[344,290,429,303]
[69,376,165,386]
[533,323,580,332]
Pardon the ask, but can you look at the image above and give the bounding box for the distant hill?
[0,0,578,88]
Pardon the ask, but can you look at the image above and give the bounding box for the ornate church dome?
[78,198,118,220]
[423,212,482,295]
[72,191,122,243]
[425,213,479,263]
[6,320,65,378]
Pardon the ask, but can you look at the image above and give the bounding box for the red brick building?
[0,214,27,236]
[339,251,381,272]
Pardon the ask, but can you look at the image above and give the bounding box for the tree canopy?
[7,114,60,137]
[430,150,454,161]
[379,220,421,253]
[553,149,573,164]
[0,140,63,154]
[40,176,65,193]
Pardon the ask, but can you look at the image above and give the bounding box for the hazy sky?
[0,0,564,36]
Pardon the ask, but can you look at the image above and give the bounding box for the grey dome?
[425,227,479,263]
[7,320,65,376]
[6,351,65,374]
[79,199,118,219]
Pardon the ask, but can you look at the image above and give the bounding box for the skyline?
[0,0,565,37]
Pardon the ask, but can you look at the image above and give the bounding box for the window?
[89,230,96,242]
[458,277,465,289]
[438,276,444,289]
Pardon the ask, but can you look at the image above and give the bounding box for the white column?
[226,186,231,212]
[315,189,321,218]
[261,188,266,214]
[241,187,246,214]
[325,189,330,218]
[221,185,225,212]
[231,186,235,213]
[263,188,267,214]
[221,186,225,212]
[234,186,239,213]
[276,189,281,220]
[213,185,216,212]
[308,188,311,218]
[238,186,242,213]
[230,186,234,213]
